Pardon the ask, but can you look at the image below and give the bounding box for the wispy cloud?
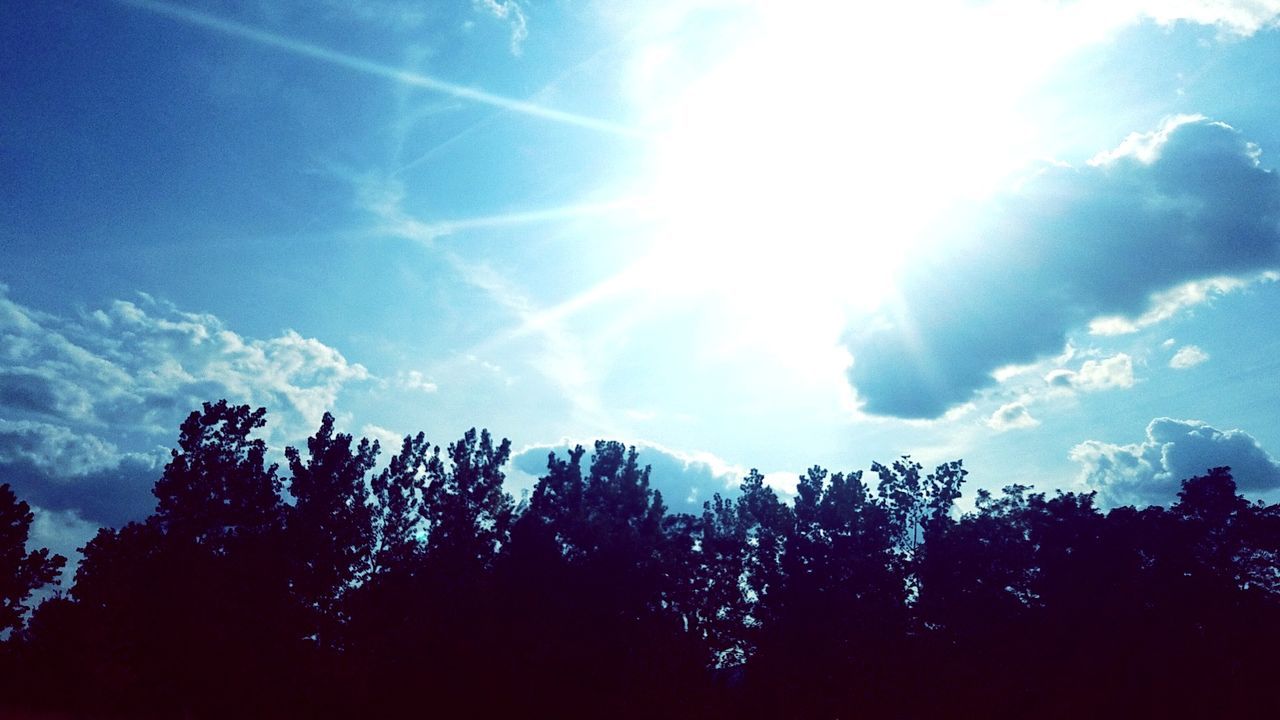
[112,0,643,137]
[474,0,529,56]
[441,254,609,426]
[383,198,646,244]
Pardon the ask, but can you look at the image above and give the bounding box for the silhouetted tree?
[422,428,513,573]
[9,400,1280,719]
[735,468,791,639]
[502,441,704,717]
[369,431,436,575]
[669,491,751,668]
[153,400,282,547]
[58,401,301,717]
[0,483,64,636]
[284,412,378,655]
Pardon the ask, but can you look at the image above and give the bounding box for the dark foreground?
[2,401,1277,718]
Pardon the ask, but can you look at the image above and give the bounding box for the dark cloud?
[511,441,740,514]
[847,118,1280,418]
[0,420,161,527]
[0,367,90,419]
[1071,418,1280,507]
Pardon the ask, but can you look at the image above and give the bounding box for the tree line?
[2,400,1278,718]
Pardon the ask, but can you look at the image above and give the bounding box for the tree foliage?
[2,402,1279,719]
[0,483,64,635]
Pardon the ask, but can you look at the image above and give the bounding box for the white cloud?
[1170,345,1210,369]
[1045,353,1135,392]
[1088,275,1268,336]
[512,439,747,513]
[474,0,528,56]
[1071,418,1280,506]
[1136,0,1280,35]
[360,423,407,452]
[0,420,123,477]
[0,288,370,525]
[28,505,100,585]
[397,370,439,393]
[986,401,1040,432]
[761,470,801,497]
[0,289,368,438]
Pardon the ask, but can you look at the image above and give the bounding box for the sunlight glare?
[640,1,1066,343]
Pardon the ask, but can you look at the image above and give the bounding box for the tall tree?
[0,483,64,636]
[64,401,299,717]
[422,428,513,573]
[369,431,437,576]
[502,442,696,716]
[153,400,283,547]
[285,412,378,648]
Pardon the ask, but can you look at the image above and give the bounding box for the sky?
[5,0,1280,563]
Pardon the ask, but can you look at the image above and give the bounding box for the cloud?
[0,420,162,527]
[1138,0,1280,35]
[27,505,100,584]
[1087,275,1267,335]
[511,441,745,513]
[846,117,1280,418]
[359,423,406,452]
[1170,344,1210,369]
[0,289,368,438]
[1071,418,1280,506]
[1045,353,1135,392]
[0,419,124,476]
[0,287,370,525]
[397,370,438,393]
[474,0,528,56]
[986,401,1040,432]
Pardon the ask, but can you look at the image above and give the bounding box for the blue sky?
[5,0,1280,561]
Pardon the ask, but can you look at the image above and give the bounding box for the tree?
[62,401,300,717]
[285,412,378,648]
[15,399,1280,718]
[153,400,283,548]
[422,428,513,573]
[369,431,437,576]
[735,469,790,637]
[501,442,697,716]
[0,483,64,636]
[681,492,752,668]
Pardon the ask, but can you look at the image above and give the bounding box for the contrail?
[387,197,649,243]
[112,0,646,138]
[415,198,646,235]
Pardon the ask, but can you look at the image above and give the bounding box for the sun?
[636,2,1051,335]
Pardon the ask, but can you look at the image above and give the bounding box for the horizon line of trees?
[2,399,1278,718]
